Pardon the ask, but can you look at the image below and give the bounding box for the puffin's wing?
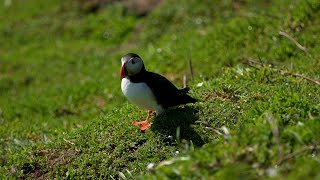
[145,72,196,108]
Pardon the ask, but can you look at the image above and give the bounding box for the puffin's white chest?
[121,78,163,113]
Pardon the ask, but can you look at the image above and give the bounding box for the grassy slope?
[0,0,319,179]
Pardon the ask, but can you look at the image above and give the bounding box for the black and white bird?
[120,53,197,131]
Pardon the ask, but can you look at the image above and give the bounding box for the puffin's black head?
[120,53,145,79]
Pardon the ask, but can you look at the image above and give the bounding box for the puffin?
[120,53,197,131]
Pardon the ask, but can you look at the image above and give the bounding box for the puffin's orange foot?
[132,120,152,131]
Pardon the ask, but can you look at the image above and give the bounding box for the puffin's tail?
[177,87,197,105]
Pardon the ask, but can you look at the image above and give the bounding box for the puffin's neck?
[128,66,148,83]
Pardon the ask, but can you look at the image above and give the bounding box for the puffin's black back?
[129,70,197,108]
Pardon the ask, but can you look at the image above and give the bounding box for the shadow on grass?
[151,106,204,147]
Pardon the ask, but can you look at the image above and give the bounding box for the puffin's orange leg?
[132,111,153,131]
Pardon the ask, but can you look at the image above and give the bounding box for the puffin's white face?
[121,55,144,77]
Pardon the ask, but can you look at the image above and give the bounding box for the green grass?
[0,0,319,179]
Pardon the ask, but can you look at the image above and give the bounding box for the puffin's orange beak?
[120,64,125,79]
